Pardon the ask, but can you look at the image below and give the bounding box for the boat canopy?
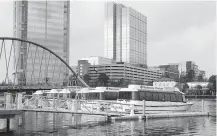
[33,90,43,95]
[47,89,58,94]
[119,88,138,92]
[59,89,70,94]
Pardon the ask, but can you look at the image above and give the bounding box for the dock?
[0,110,23,118]
[0,110,23,132]
[110,112,210,121]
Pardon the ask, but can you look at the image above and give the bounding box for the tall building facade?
[104,2,147,67]
[14,1,70,85]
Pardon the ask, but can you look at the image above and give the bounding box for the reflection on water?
[0,99,216,136]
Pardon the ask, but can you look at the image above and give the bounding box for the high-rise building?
[104,2,147,67]
[14,1,70,85]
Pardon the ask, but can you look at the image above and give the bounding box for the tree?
[44,77,49,84]
[208,75,216,95]
[197,74,204,82]
[83,74,91,85]
[68,74,77,86]
[196,85,202,95]
[115,78,131,87]
[179,75,187,83]
[147,81,153,86]
[98,73,110,86]
[187,70,195,82]
[176,83,189,94]
[134,80,144,85]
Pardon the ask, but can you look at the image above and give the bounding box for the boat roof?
[76,87,120,93]
[119,87,184,94]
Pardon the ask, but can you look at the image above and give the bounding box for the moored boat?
[116,85,193,114]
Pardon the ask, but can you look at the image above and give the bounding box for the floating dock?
[110,112,210,121]
[0,110,23,132]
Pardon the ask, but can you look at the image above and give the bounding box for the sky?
[0,1,216,78]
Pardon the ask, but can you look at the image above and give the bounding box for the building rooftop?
[154,78,176,82]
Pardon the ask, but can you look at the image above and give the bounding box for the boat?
[75,87,120,112]
[115,85,193,114]
[76,87,120,101]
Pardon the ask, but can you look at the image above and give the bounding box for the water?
[0,99,216,136]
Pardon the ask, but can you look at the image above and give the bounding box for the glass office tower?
[104,2,147,67]
[13,1,70,85]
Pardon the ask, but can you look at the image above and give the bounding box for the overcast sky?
[0,1,216,78]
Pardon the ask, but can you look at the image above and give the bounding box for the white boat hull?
[77,100,193,114]
[116,100,193,114]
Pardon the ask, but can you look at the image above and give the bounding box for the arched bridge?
[0,37,89,92]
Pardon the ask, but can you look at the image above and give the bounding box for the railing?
[3,93,146,116]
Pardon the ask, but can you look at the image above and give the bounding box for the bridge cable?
[51,57,57,86]
[30,46,38,84]
[58,62,63,86]
[5,40,13,83]
[0,40,4,59]
[15,41,22,85]
[23,42,31,85]
[45,52,51,83]
[38,49,45,84]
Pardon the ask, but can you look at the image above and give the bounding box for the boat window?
[89,93,100,100]
[139,92,146,100]
[177,94,183,102]
[165,93,170,101]
[118,92,132,100]
[158,93,165,101]
[105,92,118,100]
[81,93,88,100]
[171,94,176,102]
[132,91,139,100]
[152,93,159,101]
[145,92,153,101]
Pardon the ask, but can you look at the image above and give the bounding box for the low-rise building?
[81,56,115,65]
[88,63,164,86]
[186,61,199,77]
[77,60,90,77]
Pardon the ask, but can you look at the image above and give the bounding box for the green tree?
[83,74,91,85]
[115,78,131,87]
[187,70,195,82]
[44,77,49,84]
[179,75,187,83]
[197,74,204,82]
[134,80,144,85]
[68,75,77,86]
[176,83,189,94]
[147,81,153,86]
[98,73,110,86]
[196,85,202,95]
[208,75,216,95]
